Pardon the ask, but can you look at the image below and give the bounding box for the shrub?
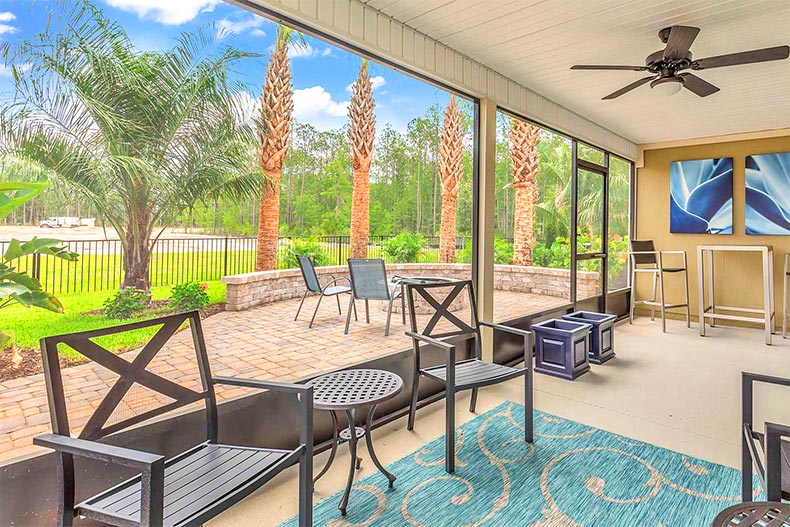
[281,238,329,269]
[382,232,423,263]
[103,287,150,319]
[457,236,512,264]
[170,282,210,312]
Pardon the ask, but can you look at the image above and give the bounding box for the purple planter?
[532,319,591,380]
[563,311,617,365]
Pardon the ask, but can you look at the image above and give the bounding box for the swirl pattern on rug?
[280,402,760,527]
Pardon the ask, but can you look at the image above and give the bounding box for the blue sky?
[0,0,453,133]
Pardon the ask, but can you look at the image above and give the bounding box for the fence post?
[223,236,229,277]
[31,252,41,282]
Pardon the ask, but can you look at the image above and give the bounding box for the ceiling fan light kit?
[571,25,789,100]
[650,76,684,96]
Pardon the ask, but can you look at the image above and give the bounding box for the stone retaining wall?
[222,263,598,311]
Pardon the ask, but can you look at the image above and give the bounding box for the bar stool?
[784,252,789,339]
[628,240,690,332]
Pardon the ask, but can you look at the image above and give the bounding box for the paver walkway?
[0,290,565,462]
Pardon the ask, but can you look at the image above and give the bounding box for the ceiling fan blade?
[693,45,790,70]
[679,73,720,97]
[663,26,701,60]
[602,76,656,100]
[571,65,648,71]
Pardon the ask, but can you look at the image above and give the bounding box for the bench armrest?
[34,434,166,525]
[34,433,164,470]
[213,376,314,454]
[213,376,312,395]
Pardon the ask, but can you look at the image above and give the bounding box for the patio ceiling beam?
[229,0,637,161]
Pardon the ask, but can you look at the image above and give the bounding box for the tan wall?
[636,135,790,326]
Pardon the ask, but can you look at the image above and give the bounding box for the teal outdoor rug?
[280,402,760,527]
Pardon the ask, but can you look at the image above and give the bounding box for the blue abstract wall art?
[670,157,733,234]
[745,152,790,235]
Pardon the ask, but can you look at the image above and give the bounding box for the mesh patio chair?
[628,239,690,332]
[345,258,404,336]
[404,279,533,473]
[295,254,355,328]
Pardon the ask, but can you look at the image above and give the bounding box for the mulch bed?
[0,302,225,383]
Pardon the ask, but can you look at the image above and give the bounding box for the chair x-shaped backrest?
[405,279,480,357]
[40,311,218,442]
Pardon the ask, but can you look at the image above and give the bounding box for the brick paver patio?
[0,290,566,462]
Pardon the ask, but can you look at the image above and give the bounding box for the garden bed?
[0,301,225,383]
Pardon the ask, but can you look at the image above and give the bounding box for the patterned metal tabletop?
[309,369,403,411]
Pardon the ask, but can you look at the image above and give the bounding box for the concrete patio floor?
[0,290,567,462]
[208,319,790,526]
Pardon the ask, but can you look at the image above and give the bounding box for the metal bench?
[34,311,314,527]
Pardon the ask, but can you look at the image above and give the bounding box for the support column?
[477,98,497,362]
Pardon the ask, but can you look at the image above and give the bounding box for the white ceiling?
[361,0,790,144]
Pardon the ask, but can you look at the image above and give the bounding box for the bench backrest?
[40,311,219,442]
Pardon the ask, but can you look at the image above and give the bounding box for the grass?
[1,280,226,359]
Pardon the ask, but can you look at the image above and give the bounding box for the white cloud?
[230,91,259,127]
[103,0,221,25]
[0,12,15,22]
[0,23,17,35]
[215,16,265,38]
[288,43,333,60]
[345,75,387,93]
[0,63,30,77]
[291,86,350,130]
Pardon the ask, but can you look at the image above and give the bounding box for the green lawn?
[1,281,225,359]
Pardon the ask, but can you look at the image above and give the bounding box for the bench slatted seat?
[33,311,314,527]
[403,279,534,474]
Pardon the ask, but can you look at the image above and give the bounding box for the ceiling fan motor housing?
[646,49,692,73]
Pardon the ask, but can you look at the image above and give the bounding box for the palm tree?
[256,25,304,271]
[348,59,376,259]
[508,118,540,266]
[438,96,463,263]
[1,1,259,291]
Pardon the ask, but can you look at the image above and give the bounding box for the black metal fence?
[1,235,471,295]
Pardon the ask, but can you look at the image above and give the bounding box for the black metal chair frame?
[344,258,405,336]
[404,279,533,473]
[295,254,355,328]
[742,372,790,502]
[628,239,690,332]
[34,311,314,527]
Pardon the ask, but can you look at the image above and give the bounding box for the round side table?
[309,369,403,516]
[710,501,789,527]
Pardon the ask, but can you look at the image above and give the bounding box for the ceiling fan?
[570,26,789,99]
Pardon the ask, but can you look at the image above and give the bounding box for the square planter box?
[563,311,617,365]
[532,319,591,380]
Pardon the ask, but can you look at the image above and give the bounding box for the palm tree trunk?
[512,184,536,266]
[257,173,280,270]
[349,167,370,258]
[121,228,152,290]
[438,193,457,263]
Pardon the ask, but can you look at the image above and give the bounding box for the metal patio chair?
[404,279,533,473]
[742,372,790,503]
[295,254,355,328]
[33,311,314,527]
[345,258,404,336]
[628,239,690,332]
